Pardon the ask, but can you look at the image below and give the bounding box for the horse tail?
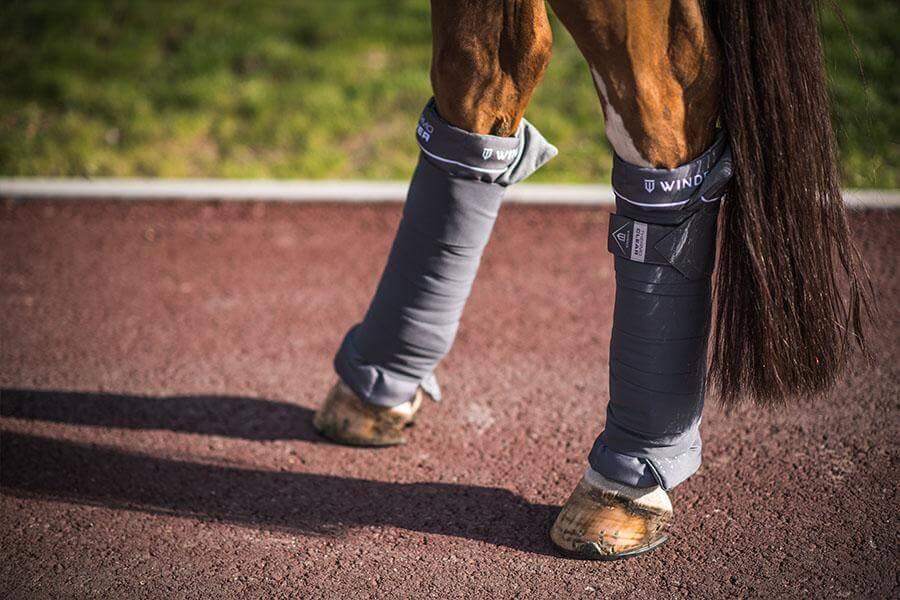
[707,0,872,407]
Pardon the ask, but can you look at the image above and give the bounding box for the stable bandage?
[589,133,733,490]
[334,99,556,407]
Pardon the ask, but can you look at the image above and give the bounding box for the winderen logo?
[643,171,709,194]
[482,147,518,161]
[417,117,434,142]
[418,116,519,162]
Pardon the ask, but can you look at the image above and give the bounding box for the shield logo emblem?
[644,179,656,193]
[611,222,630,254]
[482,148,494,160]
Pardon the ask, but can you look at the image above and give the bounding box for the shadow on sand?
[0,389,560,556]
[1,388,322,442]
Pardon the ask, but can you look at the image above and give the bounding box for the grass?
[0,0,896,186]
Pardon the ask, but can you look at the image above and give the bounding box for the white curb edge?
[1,178,897,208]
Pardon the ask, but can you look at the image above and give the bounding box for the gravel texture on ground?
[1,200,897,598]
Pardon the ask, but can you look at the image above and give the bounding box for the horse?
[313,0,871,560]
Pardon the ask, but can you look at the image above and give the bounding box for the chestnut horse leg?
[315,1,557,446]
[548,0,727,559]
[550,0,721,167]
[430,0,553,135]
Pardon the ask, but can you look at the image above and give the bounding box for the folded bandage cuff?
[334,99,557,407]
[589,132,733,490]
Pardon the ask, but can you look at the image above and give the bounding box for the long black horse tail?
[708,0,872,407]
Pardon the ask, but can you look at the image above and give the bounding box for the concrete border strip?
[1,178,897,208]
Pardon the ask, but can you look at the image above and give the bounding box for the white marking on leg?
[590,66,652,167]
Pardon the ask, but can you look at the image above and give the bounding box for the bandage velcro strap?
[607,205,719,280]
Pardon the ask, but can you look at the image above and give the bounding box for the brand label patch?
[630,222,647,262]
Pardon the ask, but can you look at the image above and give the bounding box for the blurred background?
[1,0,896,187]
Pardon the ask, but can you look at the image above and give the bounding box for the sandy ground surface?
[1,200,897,599]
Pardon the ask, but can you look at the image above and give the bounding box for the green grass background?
[1,0,896,186]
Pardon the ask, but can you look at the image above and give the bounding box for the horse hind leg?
[547,0,726,560]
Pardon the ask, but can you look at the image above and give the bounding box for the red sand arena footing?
[1,200,898,598]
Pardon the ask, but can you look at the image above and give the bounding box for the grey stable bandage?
[589,133,733,490]
[334,99,557,408]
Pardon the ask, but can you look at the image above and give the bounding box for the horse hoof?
[312,380,427,446]
[550,468,672,561]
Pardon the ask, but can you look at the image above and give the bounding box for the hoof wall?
[550,470,672,561]
[312,381,425,447]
